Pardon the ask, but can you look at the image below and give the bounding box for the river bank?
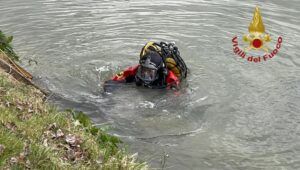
[0,67,148,169]
[0,31,147,169]
[0,67,147,169]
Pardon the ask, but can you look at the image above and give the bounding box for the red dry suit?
[111,65,179,88]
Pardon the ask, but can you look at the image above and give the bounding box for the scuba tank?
[139,41,188,81]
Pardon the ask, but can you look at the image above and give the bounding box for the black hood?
[140,51,163,69]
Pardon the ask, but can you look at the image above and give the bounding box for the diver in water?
[105,41,188,90]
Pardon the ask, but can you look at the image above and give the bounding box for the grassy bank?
[0,69,147,169]
[0,30,147,169]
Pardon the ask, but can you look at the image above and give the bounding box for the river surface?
[1,0,300,169]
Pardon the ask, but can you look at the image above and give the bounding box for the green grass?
[0,30,19,61]
[0,70,147,169]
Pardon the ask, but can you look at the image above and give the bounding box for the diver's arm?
[111,65,139,83]
[103,65,139,92]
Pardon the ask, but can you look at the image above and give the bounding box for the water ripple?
[1,0,300,169]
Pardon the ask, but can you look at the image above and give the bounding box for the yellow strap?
[116,71,124,78]
[141,42,154,58]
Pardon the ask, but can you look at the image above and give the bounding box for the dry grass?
[0,69,147,169]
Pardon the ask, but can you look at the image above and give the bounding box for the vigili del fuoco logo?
[232,6,283,63]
